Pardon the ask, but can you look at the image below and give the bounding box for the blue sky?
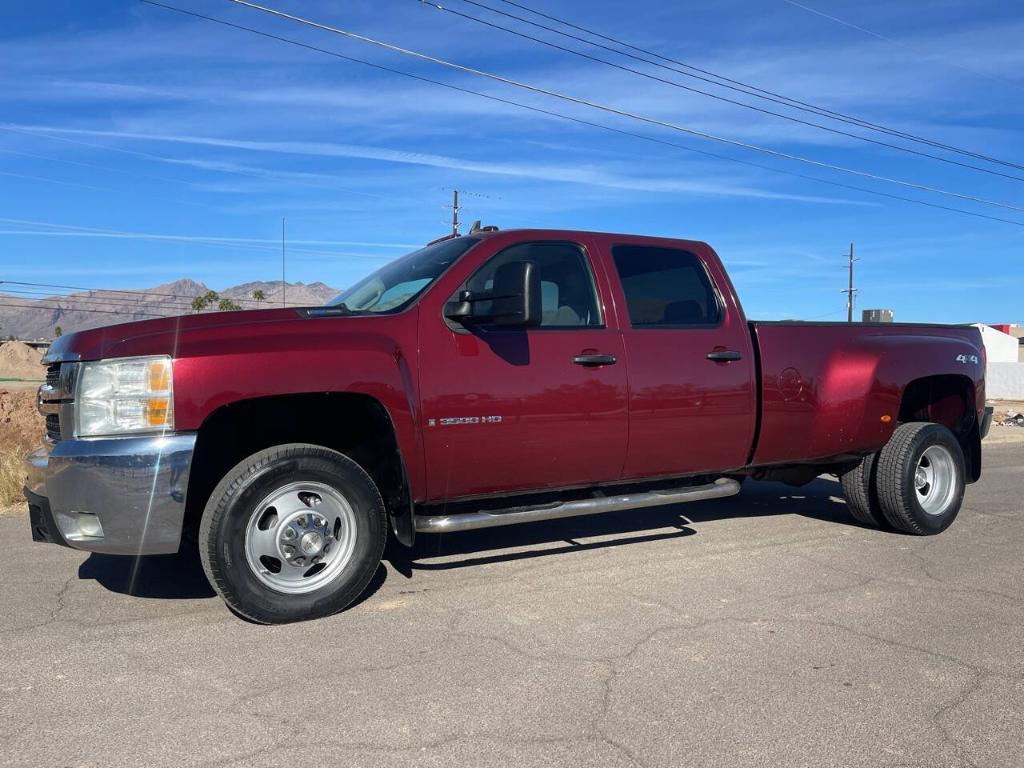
[1,0,1022,323]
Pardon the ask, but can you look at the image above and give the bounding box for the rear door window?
[611,245,722,328]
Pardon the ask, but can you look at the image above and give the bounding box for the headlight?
[76,356,174,437]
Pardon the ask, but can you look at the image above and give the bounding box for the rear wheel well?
[897,374,980,482]
[182,393,412,548]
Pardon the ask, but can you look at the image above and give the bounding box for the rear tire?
[840,453,886,527]
[199,443,386,624]
[876,422,965,535]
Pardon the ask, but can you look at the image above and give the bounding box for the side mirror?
[445,260,542,327]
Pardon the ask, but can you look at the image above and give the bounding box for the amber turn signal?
[146,397,172,427]
[148,359,172,392]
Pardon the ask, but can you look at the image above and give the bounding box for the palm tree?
[218,298,242,311]
[191,290,220,313]
[252,288,266,306]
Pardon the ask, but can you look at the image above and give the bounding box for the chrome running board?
[414,477,741,533]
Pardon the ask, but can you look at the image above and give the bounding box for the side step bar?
[414,477,741,533]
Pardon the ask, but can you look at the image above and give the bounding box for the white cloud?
[6,124,877,205]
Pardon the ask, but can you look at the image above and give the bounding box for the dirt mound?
[0,388,43,444]
[0,342,44,381]
[1,388,45,506]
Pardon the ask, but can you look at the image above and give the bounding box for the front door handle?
[573,354,617,367]
[706,350,743,362]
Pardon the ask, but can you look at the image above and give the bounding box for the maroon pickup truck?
[26,228,993,623]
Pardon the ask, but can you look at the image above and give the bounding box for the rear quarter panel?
[751,323,984,465]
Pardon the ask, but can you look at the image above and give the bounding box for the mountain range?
[0,279,340,340]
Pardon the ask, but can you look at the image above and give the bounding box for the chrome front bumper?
[24,433,196,555]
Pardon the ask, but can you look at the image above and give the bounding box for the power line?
[0,227,392,259]
[0,286,247,314]
[420,0,1024,183]
[1,285,198,307]
[137,1,1024,227]
[0,301,198,321]
[805,309,847,321]
[1,280,267,307]
[0,123,395,202]
[0,300,167,318]
[0,216,389,260]
[0,288,292,316]
[218,0,1024,217]
[3,214,411,249]
[490,0,1024,172]
[0,169,213,211]
[782,0,921,47]
[780,0,1019,90]
[441,187,500,200]
[0,147,200,187]
[0,124,240,171]
[0,123,317,186]
[0,287,318,317]
[0,293,242,316]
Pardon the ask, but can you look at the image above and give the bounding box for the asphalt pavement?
[1,443,1022,768]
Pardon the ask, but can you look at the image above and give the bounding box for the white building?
[975,324,1024,400]
[975,324,1019,362]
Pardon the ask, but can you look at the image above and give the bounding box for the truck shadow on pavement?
[78,549,217,600]
[78,477,853,602]
[385,477,854,577]
[76,550,390,610]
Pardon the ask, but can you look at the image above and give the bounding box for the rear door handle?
[706,350,743,362]
[573,354,617,367]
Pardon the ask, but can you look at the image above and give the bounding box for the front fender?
[166,315,426,502]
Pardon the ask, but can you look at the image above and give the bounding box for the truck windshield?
[326,236,480,313]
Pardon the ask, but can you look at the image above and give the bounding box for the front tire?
[199,444,386,623]
[876,422,965,535]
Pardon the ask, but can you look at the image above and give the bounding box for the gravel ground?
[1,443,1021,767]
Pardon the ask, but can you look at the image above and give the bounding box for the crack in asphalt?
[0,572,78,635]
[928,669,991,768]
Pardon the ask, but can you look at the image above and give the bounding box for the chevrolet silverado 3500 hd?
[26,229,993,622]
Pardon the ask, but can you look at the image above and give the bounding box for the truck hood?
[44,308,322,363]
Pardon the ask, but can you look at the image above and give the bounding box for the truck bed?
[749,321,984,466]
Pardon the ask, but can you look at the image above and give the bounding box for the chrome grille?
[39,361,77,443]
[45,414,61,442]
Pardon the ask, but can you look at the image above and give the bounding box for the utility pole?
[281,217,286,307]
[450,189,461,236]
[842,242,859,322]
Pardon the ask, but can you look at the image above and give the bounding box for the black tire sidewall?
[841,452,886,527]
[897,425,966,534]
[205,447,385,623]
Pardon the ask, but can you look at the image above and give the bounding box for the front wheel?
[199,444,386,623]
[876,422,965,535]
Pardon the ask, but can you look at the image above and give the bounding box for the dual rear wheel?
[841,422,966,535]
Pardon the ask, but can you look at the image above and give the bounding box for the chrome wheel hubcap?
[244,482,357,594]
[914,445,957,516]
